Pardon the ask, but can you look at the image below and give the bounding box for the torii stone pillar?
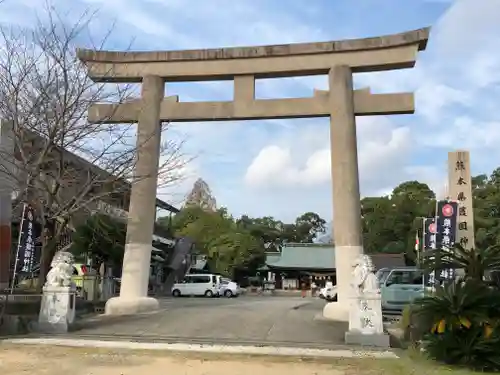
[323,66,363,321]
[78,27,429,317]
[104,75,164,315]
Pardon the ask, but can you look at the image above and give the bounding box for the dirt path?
[0,344,347,375]
[0,343,473,375]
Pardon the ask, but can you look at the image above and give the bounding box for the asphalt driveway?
[70,296,348,348]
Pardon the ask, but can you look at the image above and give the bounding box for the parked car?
[379,267,424,311]
[318,281,337,301]
[218,277,240,298]
[171,273,220,297]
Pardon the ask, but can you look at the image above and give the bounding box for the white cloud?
[244,117,414,196]
[3,0,500,222]
[243,0,500,215]
[415,83,471,123]
[244,146,331,188]
[432,0,500,56]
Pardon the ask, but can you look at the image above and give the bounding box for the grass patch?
[349,350,481,375]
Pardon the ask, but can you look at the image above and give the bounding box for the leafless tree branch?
[0,3,191,288]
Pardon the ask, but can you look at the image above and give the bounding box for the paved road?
[71,296,348,348]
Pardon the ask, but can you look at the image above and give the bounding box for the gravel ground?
[0,343,478,375]
[0,344,346,375]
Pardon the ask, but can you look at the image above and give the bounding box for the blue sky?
[2,0,500,223]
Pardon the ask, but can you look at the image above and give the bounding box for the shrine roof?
[265,244,335,270]
[265,246,406,271]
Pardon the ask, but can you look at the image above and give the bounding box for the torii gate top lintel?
[77,27,430,83]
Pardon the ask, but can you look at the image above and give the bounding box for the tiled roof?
[265,252,281,264]
[265,245,406,271]
[266,245,335,270]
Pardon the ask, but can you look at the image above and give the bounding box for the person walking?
[300,280,307,298]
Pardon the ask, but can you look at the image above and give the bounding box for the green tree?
[207,231,261,275]
[281,223,300,243]
[70,214,126,271]
[361,196,395,253]
[392,180,435,201]
[168,205,207,233]
[237,216,284,251]
[171,207,265,276]
[175,209,233,250]
[294,212,326,243]
[361,181,436,257]
[473,171,500,250]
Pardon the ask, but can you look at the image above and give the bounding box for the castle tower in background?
[184,178,217,212]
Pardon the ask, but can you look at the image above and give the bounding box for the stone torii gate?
[78,27,430,317]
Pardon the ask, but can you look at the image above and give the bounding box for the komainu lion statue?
[352,254,380,296]
[44,251,75,288]
[349,254,383,334]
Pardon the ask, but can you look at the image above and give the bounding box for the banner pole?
[435,199,441,287]
[10,203,27,294]
[420,217,426,265]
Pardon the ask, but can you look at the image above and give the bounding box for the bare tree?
[0,6,188,290]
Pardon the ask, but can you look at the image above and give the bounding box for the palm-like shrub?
[413,244,500,371]
[424,326,500,371]
[412,280,500,371]
[413,281,500,333]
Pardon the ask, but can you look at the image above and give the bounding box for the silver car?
[218,277,240,298]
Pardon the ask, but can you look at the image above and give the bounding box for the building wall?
[3,130,175,282]
[0,121,15,289]
[9,132,132,229]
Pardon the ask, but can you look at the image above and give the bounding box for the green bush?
[412,281,500,372]
[424,326,500,371]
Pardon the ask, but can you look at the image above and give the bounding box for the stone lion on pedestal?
[352,255,380,296]
[44,251,75,288]
[349,254,383,334]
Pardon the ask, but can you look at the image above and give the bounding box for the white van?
[171,274,220,297]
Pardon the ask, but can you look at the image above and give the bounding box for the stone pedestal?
[38,286,76,333]
[344,294,390,348]
[323,301,349,322]
[104,296,159,315]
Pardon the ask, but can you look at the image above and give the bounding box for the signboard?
[434,200,459,282]
[448,151,475,249]
[436,200,459,250]
[96,200,128,221]
[422,217,437,250]
[15,204,37,273]
[422,217,437,286]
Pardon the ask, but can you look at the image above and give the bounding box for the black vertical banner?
[422,217,437,286]
[435,200,459,282]
[423,218,437,249]
[16,205,36,273]
[436,200,459,249]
